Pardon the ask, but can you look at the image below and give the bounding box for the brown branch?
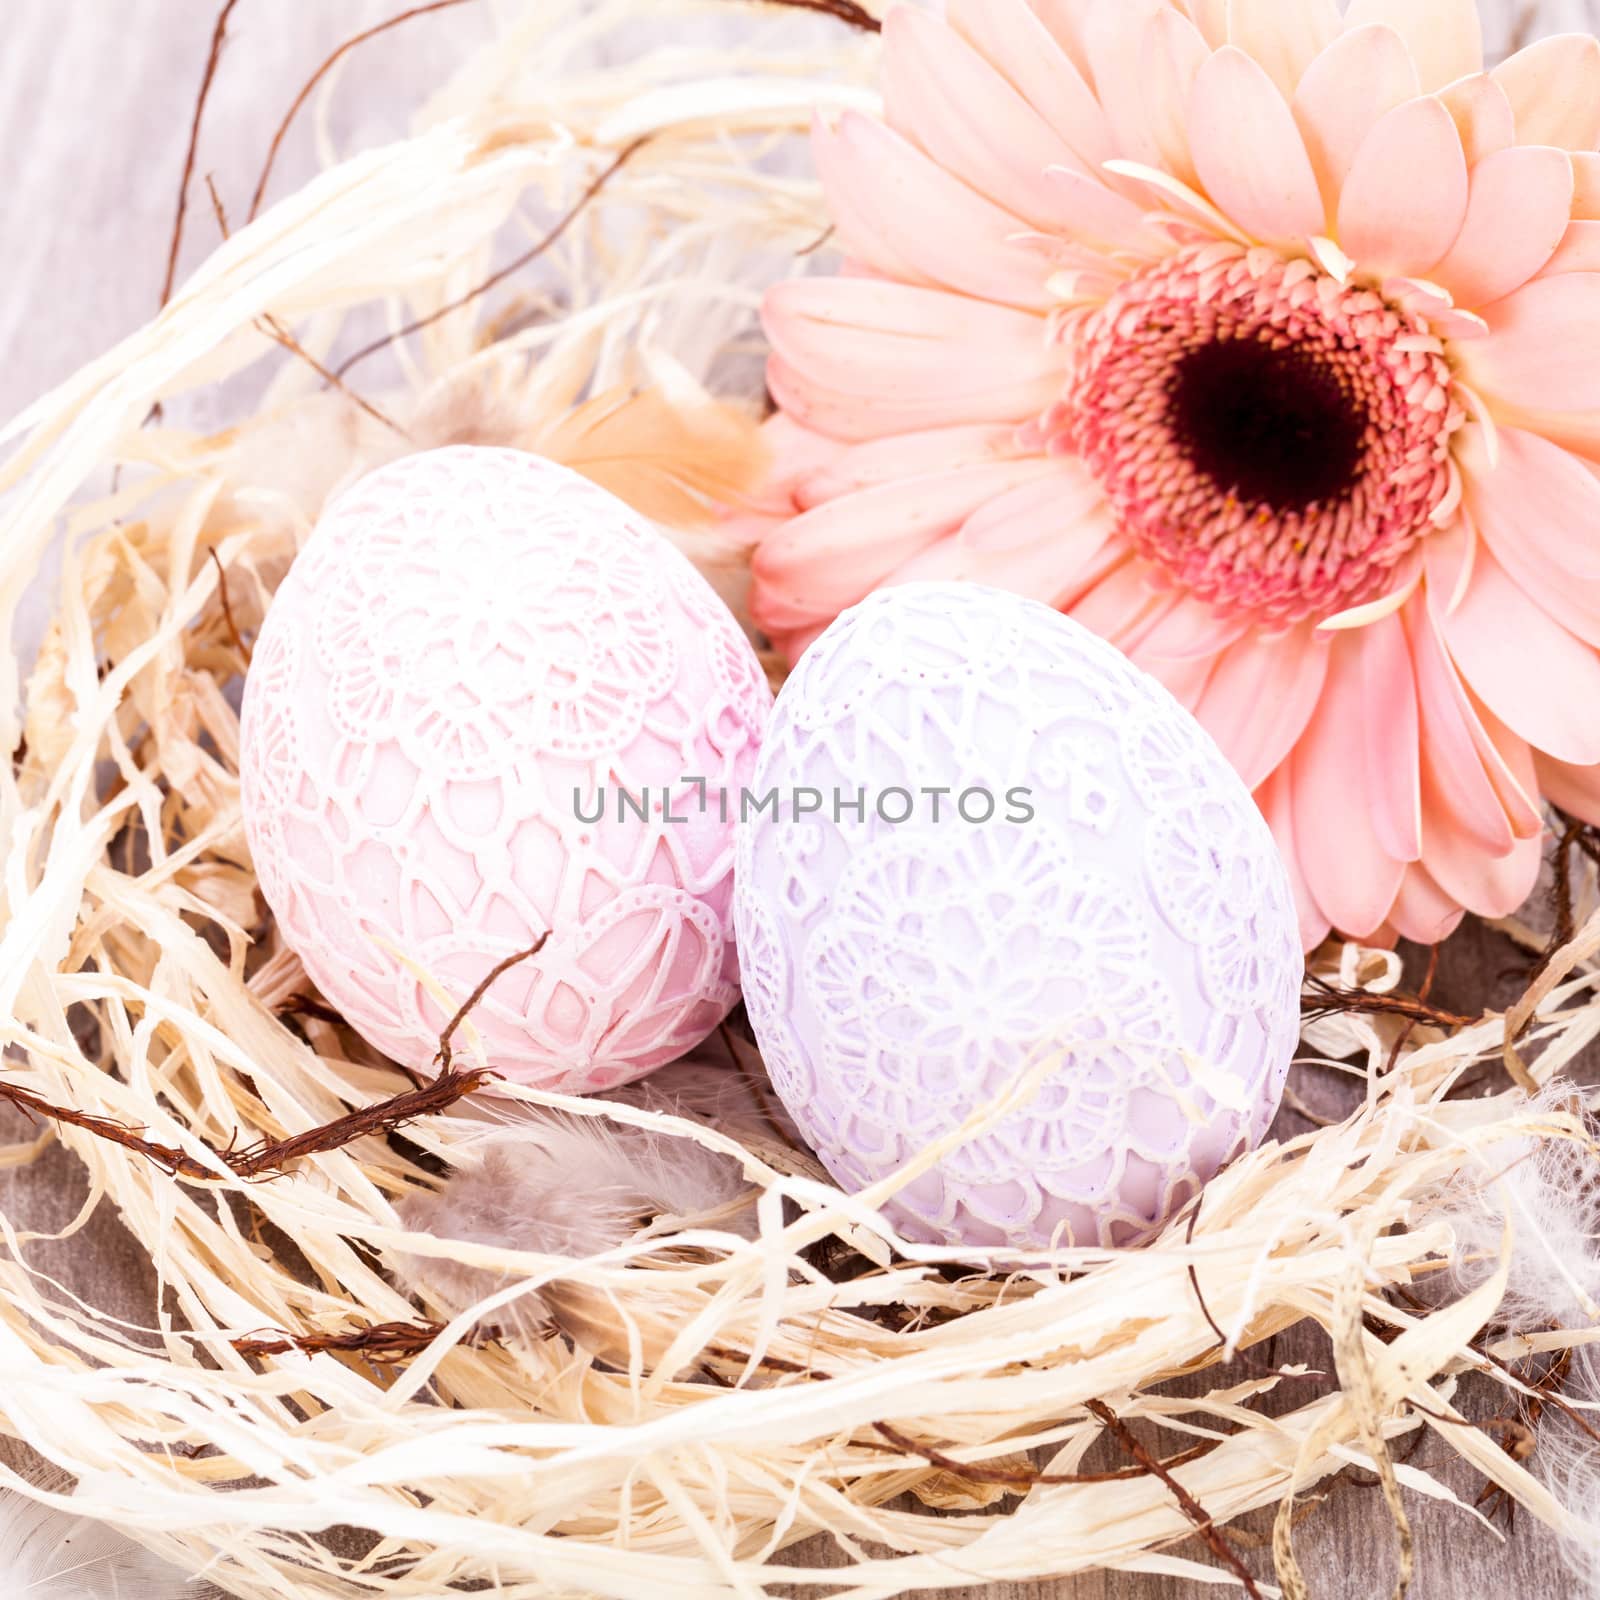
[1301,975,1475,1031]
[163,0,244,308]
[334,136,651,382]
[873,1420,1219,1491]
[756,0,881,29]
[2,938,548,1183]
[1384,941,1442,1075]
[204,173,407,439]
[248,0,477,222]
[1087,1399,1263,1599]
[207,546,250,664]
[233,1318,491,1361]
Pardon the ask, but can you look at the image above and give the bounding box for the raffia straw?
[1,2,1599,1596]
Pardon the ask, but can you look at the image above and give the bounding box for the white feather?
[1433,1081,1600,1592]
[0,1477,219,1599]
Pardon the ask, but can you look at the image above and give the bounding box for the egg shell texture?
[239,446,771,1091]
[733,582,1303,1251]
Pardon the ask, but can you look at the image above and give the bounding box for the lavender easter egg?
[733,583,1301,1251]
[240,447,771,1092]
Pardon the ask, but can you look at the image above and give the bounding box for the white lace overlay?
[240,447,770,1091]
[734,583,1302,1251]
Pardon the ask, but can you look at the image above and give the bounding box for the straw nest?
[2,2,1598,1595]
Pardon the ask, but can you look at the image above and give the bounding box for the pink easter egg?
[733,583,1302,1252]
[240,447,770,1092]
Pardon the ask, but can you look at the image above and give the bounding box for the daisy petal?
[1437,538,1600,765]
[1191,625,1330,792]
[796,424,1032,509]
[1289,637,1405,937]
[1387,863,1465,945]
[1026,0,1095,80]
[1291,25,1419,216]
[1257,765,1333,951]
[1460,422,1600,586]
[1541,221,1600,277]
[1576,153,1600,219]
[1135,592,1250,661]
[960,460,1106,552]
[1083,0,1169,168]
[1535,753,1600,827]
[1340,0,1483,94]
[1187,47,1326,244]
[752,460,1058,626]
[1337,97,1468,279]
[1492,33,1600,151]
[947,0,1116,176]
[1226,0,1340,99]
[883,10,1086,231]
[1436,73,1516,165]
[1429,147,1574,310]
[1422,803,1542,919]
[1404,593,1537,851]
[1358,612,1422,861]
[1141,9,1210,187]
[1465,273,1600,413]
[1182,0,1229,50]
[813,111,1050,311]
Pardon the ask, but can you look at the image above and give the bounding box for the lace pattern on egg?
[240,447,770,1091]
[736,584,1302,1251]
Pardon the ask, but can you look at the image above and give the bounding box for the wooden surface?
[0,3,1592,1597]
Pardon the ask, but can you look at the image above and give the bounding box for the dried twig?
[163,0,244,309]
[249,0,478,221]
[873,1419,1220,1491]
[0,1080,218,1180]
[434,934,548,1073]
[204,174,407,438]
[1301,974,1474,1031]
[334,137,651,381]
[757,0,881,29]
[207,546,250,663]
[233,1319,491,1361]
[1087,1399,1263,1599]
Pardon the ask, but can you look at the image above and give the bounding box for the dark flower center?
[1167,336,1369,515]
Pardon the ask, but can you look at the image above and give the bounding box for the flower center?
[1050,244,1465,624]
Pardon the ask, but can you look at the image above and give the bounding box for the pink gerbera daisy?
[747,0,1600,950]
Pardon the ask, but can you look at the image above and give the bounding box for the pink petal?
[1535,753,1600,827]
[1189,626,1330,791]
[1404,590,1530,852]
[1541,221,1600,277]
[764,277,1059,442]
[1069,559,1170,649]
[1387,863,1465,945]
[1576,153,1600,219]
[752,460,1057,626]
[1460,421,1600,588]
[1182,0,1229,50]
[1358,612,1423,862]
[1289,638,1405,938]
[1025,0,1096,81]
[1437,73,1517,166]
[751,414,848,513]
[1492,33,1600,151]
[949,0,1116,176]
[1044,166,1169,255]
[883,10,1089,232]
[889,496,1119,605]
[1226,0,1340,99]
[1083,0,1170,169]
[960,459,1105,552]
[1421,807,1542,920]
[1464,273,1600,413]
[796,424,1033,509]
[1336,97,1468,279]
[1257,766,1332,952]
[1429,147,1574,310]
[1140,9,1210,188]
[1187,47,1326,244]
[1437,537,1600,765]
[1291,25,1419,218]
[1134,592,1250,661]
[1341,0,1483,94]
[813,112,1050,312]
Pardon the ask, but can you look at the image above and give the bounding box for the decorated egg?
[733,582,1302,1251]
[240,446,771,1092]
